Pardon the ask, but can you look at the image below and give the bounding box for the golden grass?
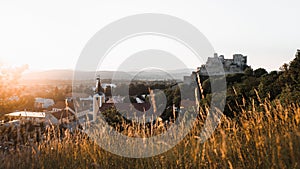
[1,99,299,169]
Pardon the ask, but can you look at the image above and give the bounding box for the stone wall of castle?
[197,53,248,76]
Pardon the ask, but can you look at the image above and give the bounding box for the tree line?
[199,49,300,117]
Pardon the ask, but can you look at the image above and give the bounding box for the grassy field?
[0,98,299,169]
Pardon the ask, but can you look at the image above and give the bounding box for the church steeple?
[95,76,104,95]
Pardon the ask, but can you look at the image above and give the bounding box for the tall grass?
[1,98,299,169]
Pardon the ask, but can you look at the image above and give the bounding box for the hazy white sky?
[0,0,299,72]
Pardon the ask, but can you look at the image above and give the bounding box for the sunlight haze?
[0,0,299,72]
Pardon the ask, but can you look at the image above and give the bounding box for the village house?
[34,98,55,109]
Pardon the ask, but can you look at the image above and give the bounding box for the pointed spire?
[95,76,104,94]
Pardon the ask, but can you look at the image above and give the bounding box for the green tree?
[258,71,281,100]
[254,68,268,78]
[244,67,254,76]
[278,50,300,103]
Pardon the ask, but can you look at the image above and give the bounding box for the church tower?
[93,77,105,121]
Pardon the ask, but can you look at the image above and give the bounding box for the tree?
[278,49,300,103]
[254,68,268,78]
[244,67,254,76]
[258,71,281,100]
[52,86,65,102]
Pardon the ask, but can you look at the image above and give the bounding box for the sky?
[0,0,299,72]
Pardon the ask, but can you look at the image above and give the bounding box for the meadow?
[1,97,299,169]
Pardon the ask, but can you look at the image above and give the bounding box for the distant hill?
[22,68,194,81]
[22,70,74,80]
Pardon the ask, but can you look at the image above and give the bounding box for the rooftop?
[6,111,46,118]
